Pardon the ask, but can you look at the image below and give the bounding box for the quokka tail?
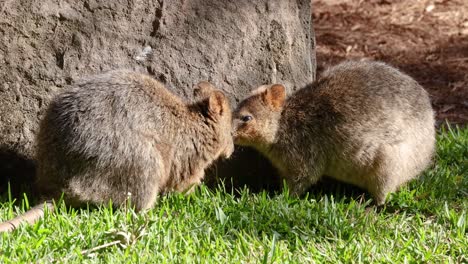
[0,201,54,233]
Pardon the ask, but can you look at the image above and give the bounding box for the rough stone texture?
[0,0,316,195]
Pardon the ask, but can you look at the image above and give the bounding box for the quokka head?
[193,81,234,159]
[232,84,286,148]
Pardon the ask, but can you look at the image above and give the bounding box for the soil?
[314,0,468,126]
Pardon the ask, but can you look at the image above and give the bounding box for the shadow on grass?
[0,147,37,204]
[205,146,283,195]
[303,176,370,204]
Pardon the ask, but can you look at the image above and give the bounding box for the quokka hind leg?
[366,144,413,206]
[65,165,164,212]
[367,183,394,206]
[108,151,169,211]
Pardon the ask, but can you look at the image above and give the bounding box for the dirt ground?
[313,0,468,126]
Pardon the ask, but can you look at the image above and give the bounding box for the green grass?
[1,126,467,263]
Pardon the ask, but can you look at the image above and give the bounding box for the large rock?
[0,0,316,195]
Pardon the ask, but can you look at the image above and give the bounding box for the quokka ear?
[208,90,226,116]
[194,81,215,99]
[262,84,286,110]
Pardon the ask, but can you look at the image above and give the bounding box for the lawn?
[0,125,466,263]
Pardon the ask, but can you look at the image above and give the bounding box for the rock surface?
[0,0,315,194]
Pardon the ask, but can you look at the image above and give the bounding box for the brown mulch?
[313,0,468,126]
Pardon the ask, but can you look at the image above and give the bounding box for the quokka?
[0,70,234,232]
[233,60,435,205]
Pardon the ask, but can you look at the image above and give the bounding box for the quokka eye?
[241,115,253,122]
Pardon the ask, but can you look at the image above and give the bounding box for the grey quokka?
[0,70,234,232]
[233,60,436,205]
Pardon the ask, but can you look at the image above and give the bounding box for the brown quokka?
[0,70,234,232]
[233,60,435,205]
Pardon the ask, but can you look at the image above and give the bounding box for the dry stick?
[80,240,122,256]
[0,201,55,232]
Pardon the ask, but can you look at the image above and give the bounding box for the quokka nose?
[231,119,241,129]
